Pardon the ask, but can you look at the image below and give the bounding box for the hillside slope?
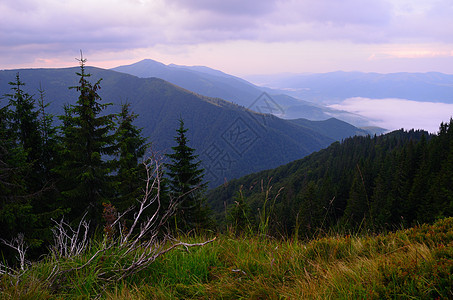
[1,67,342,187]
[112,59,371,126]
[208,120,453,234]
[289,117,370,141]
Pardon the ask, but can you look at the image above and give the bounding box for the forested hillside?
[208,120,453,237]
[0,59,215,263]
[0,66,360,188]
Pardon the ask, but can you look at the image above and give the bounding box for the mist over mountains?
[245,71,453,104]
[245,71,453,133]
[112,60,453,132]
[111,59,371,127]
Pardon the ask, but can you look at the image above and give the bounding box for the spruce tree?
[56,55,117,225]
[36,85,58,178]
[6,74,43,189]
[342,164,370,229]
[30,86,66,251]
[297,181,323,235]
[0,76,39,259]
[165,118,210,232]
[114,102,148,211]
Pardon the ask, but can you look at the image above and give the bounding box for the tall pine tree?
[6,74,43,188]
[165,118,210,232]
[114,102,148,211]
[56,55,117,225]
[0,75,42,259]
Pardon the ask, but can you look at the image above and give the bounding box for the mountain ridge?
[0,66,363,187]
[245,71,453,104]
[111,59,372,127]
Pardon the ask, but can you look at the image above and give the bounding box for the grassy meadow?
[1,217,452,299]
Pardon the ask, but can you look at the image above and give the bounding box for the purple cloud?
[280,0,392,26]
[167,0,278,16]
[1,0,453,71]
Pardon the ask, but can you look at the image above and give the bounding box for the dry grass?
[1,218,452,299]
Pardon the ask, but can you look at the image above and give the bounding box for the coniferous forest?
[0,58,210,264]
[208,123,453,238]
[0,59,452,298]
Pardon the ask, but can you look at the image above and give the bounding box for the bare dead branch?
[46,153,215,283]
[0,233,29,272]
[50,212,90,259]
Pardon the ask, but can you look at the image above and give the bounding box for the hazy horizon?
[3,58,453,77]
[2,0,453,77]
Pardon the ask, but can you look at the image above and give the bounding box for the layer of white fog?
[329,98,453,133]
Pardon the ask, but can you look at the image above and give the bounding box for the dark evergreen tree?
[36,85,58,178]
[55,56,117,225]
[29,85,65,252]
[165,118,210,232]
[342,164,370,229]
[297,181,323,236]
[426,119,453,219]
[408,134,431,223]
[6,75,43,189]
[370,157,394,229]
[114,102,148,211]
[0,76,40,260]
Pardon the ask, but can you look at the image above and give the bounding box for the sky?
[1,0,453,76]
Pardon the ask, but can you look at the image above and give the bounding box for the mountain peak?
[132,59,166,67]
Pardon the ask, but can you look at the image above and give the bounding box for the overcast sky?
[1,0,453,75]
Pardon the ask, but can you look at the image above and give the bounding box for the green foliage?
[165,118,211,233]
[209,123,453,238]
[257,180,282,236]
[0,58,156,264]
[1,218,452,299]
[0,59,181,268]
[227,185,252,235]
[0,74,61,261]
[55,56,117,225]
[113,102,148,211]
[5,74,42,167]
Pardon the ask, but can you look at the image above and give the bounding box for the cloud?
[2,0,452,48]
[165,0,395,44]
[276,0,392,26]
[167,0,278,16]
[1,0,453,71]
[329,97,453,133]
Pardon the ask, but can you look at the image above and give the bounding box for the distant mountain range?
[111,60,372,126]
[0,67,369,187]
[245,71,453,104]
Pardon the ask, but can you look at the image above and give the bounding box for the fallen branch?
[48,153,215,283]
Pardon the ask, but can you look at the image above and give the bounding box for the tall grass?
[257,179,283,237]
[1,218,452,299]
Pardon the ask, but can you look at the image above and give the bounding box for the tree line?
[209,122,453,238]
[0,57,210,263]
